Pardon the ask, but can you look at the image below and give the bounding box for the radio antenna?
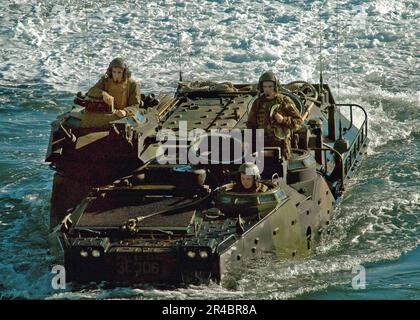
[335,1,343,139]
[175,1,183,82]
[318,8,324,98]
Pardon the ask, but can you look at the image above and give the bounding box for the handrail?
[336,103,368,178]
[311,145,344,187]
[311,103,368,193]
[336,103,368,143]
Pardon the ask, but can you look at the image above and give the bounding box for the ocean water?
[0,0,418,299]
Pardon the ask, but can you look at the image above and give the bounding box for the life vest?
[104,78,129,109]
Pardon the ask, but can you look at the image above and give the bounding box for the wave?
[0,0,418,299]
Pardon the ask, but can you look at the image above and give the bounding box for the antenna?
[335,1,340,102]
[318,4,324,98]
[175,0,183,82]
[84,0,91,85]
[335,0,343,139]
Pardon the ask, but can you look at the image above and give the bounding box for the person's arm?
[86,76,106,99]
[276,96,303,131]
[123,80,141,115]
[246,99,259,129]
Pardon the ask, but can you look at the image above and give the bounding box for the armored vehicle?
[47,79,368,285]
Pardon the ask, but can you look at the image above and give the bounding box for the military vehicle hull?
[47,80,368,285]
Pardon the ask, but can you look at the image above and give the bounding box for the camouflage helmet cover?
[258,71,280,92]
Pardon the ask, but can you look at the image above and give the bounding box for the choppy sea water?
[0,0,418,299]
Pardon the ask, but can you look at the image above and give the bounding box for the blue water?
[0,0,418,299]
[306,248,420,299]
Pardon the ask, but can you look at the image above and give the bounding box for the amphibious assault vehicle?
[47,79,368,285]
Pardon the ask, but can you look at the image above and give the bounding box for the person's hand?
[115,109,127,118]
[102,91,114,106]
[274,112,284,124]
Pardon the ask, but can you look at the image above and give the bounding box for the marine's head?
[238,162,261,190]
[106,58,131,83]
[258,71,280,98]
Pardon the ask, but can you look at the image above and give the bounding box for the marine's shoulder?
[97,74,112,85]
[250,95,264,108]
[231,183,243,193]
[127,78,140,87]
[276,93,294,105]
[257,183,269,192]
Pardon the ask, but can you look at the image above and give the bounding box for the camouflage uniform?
[87,58,141,116]
[246,72,303,160]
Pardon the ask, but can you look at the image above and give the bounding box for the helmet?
[238,163,261,181]
[258,71,280,92]
[106,58,131,79]
[109,57,126,69]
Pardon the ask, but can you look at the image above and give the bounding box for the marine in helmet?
[232,163,268,193]
[86,57,142,118]
[246,71,303,160]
